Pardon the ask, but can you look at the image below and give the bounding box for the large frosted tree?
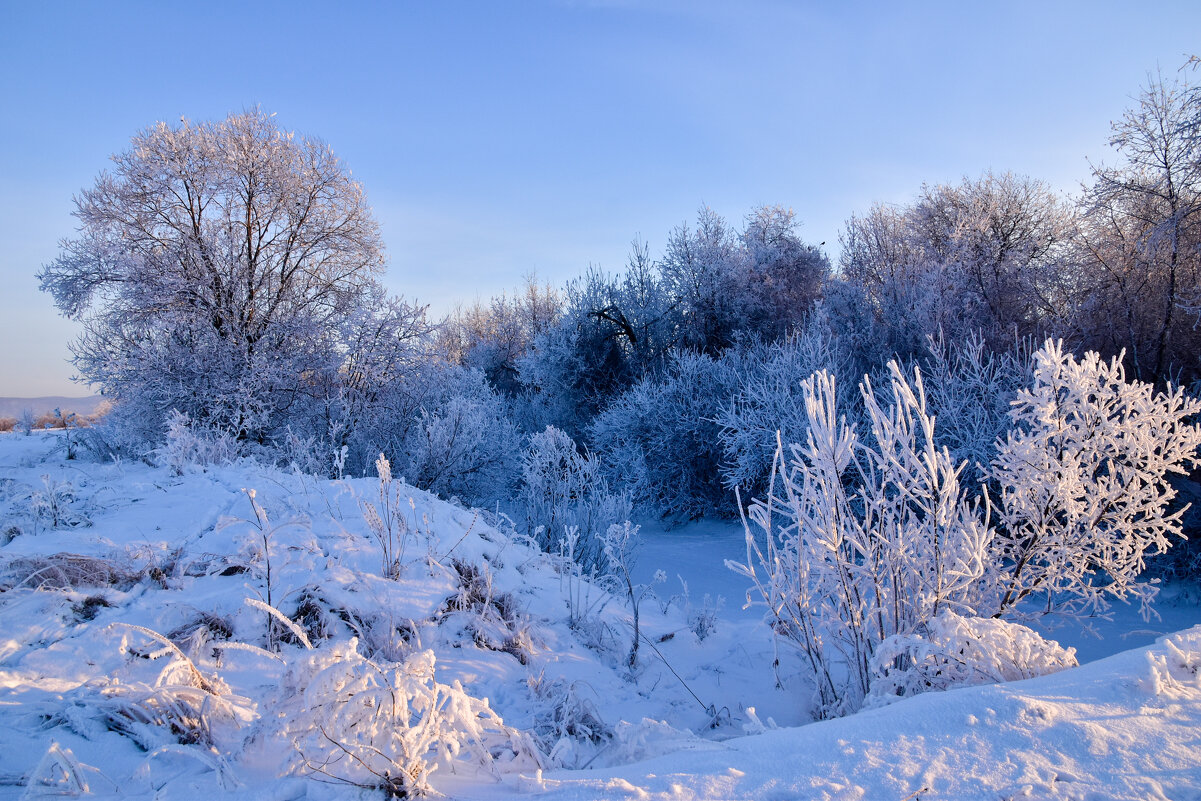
[1075,73,1201,384]
[838,173,1074,361]
[40,110,386,443]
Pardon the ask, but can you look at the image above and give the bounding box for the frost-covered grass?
[1,430,1199,799]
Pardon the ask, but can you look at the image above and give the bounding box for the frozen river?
[631,516,759,621]
[630,514,1201,662]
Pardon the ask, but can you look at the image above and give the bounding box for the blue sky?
[1,0,1199,396]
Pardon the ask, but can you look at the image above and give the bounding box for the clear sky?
[1,0,1198,396]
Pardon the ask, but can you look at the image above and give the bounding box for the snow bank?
[460,626,1201,801]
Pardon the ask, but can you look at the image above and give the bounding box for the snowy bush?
[514,318,592,436]
[554,526,617,646]
[75,399,164,461]
[675,578,723,643]
[600,521,659,668]
[991,341,1201,618]
[17,407,35,436]
[527,677,612,768]
[730,363,992,717]
[922,332,1032,489]
[283,640,542,797]
[732,339,1201,718]
[276,426,326,477]
[0,553,139,592]
[337,361,435,476]
[438,557,533,665]
[157,410,240,475]
[717,320,859,500]
[30,475,91,530]
[590,349,740,519]
[865,611,1077,707]
[397,369,522,506]
[520,426,630,573]
[225,488,310,650]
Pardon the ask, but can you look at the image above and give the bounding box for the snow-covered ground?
[1,430,1199,799]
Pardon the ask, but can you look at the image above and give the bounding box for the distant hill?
[0,396,104,418]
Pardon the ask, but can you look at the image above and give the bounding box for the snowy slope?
[449,628,1201,800]
[1,430,1199,800]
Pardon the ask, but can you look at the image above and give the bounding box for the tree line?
[38,70,1201,560]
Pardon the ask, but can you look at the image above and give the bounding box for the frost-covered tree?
[39,109,387,445]
[1074,73,1201,384]
[522,268,640,434]
[322,289,434,463]
[839,173,1074,360]
[990,340,1201,617]
[515,247,676,439]
[440,274,562,397]
[658,206,750,355]
[739,205,830,339]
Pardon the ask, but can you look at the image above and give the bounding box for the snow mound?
[866,610,1078,707]
[462,627,1201,801]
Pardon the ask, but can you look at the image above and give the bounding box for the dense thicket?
[43,72,1201,568]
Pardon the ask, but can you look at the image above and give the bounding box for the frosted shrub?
[401,375,522,506]
[17,407,35,436]
[284,639,541,797]
[75,399,164,461]
[30,475,90,530]
[278,427,324,476]
[520,426,630,573]
[226,488,310,650]
[730,363,992,717]
[514,319,590,436]
[590,349,740,519]
[865,611,1077,707]
[732,339,1201,719]
[360,454,412,579]
[439,557,533,665]
[717,321,859,499]
[158,410,239,475]
[991,341,1201,618]
[527,676,611,768]
[1,553,137,592]
[675,578,723,643]
[555,527,616,645]
[921,332,1032,489]
[53,408,79,460]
